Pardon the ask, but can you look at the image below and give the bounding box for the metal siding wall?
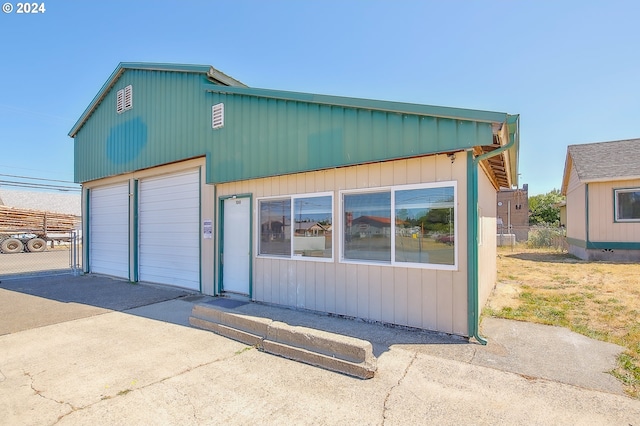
[477,164,497,311]
[75,70,494,185]
[208,94,493,184]
[75,70,211,183]
[216,154,469,335]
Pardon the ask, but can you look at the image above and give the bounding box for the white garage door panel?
[139,169,200,290]
[90,183,129,279]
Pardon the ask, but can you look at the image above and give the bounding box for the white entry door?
[222,196,251,295]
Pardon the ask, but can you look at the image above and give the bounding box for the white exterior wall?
[477,167,497,309]
[216,153,469,335]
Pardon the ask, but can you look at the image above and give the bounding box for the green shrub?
[527,225,566,250]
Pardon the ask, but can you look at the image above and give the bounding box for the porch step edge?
[189,303,377,379]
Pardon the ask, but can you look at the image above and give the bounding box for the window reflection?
[293,196,332,258]
[343,191,392,261]
[395,187,455,265]
[259,199,291,256]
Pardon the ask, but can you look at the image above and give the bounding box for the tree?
[528,189,564,225]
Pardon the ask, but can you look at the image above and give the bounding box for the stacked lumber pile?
[0,205,78,235]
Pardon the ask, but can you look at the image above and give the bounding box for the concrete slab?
[1,275,637,425]
[0,274,190,311]
[477,317,624,394]
[0,288,109,335]
[2,312,638,426]
[196,300,626,395]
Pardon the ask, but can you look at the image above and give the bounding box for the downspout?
[467,118,518,345]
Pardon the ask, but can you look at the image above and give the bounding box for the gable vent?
[212,103,224,129]
[116,85,133,114]
[124,85,133,110]
[116,89,124,113]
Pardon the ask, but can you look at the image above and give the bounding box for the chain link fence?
[0,231,82,278]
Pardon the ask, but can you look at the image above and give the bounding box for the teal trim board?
[84,187,90,273]
[131,179,139,282]
[587,241,640,250]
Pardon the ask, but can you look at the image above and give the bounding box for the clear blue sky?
[1,0,638,195]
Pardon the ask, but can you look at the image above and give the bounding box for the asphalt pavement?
[1,274,638,425]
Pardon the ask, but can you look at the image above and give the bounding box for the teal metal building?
[70,62,519,341]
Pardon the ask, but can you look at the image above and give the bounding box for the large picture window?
[343,191,391,261]
[615,188,640,222]
[259,193,333,260]
[342,182,456,269]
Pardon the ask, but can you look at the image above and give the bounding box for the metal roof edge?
[504,114,520,188]
[207,67,248,88]
[69,62,245,137]
[202,84,510,124]
[69,62,126,137]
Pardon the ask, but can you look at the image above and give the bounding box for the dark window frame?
[614,187,640,222]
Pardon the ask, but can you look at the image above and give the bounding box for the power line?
[0,164,73,180]
[0,173,76,184]
[0,180,80,192]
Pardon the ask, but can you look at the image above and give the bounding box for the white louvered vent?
[116,85,133,114]
[124,85,133,110]
[116,89,124,113]
[212,103,224,129]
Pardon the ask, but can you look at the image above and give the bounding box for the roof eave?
[581,175,640,184]
[202,83,510,124]
[560,153,573,196]
[505,114,520,188]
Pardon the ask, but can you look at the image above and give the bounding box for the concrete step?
[189,303,377,379]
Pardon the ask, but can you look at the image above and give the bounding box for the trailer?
[0,205,79,254]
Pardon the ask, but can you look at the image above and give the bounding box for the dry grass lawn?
[484,246,640,398]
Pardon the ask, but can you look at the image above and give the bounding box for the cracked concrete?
[382,352,417,425]
[2,275,639,424]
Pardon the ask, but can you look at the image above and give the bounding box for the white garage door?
[89,183,130,279]
[139,169,200,290]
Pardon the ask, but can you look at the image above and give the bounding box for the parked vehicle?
[0,205,78,253]
[436,234,455,245]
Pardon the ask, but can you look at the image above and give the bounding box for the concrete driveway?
[1,274,639,425]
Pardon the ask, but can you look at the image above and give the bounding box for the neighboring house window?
[116,85,133,114]
[258,193,333,260]
[341,182,456,269]
[615,188,640,221]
